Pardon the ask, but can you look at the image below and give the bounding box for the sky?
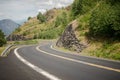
[0,0,74,24]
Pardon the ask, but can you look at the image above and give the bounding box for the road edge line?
[14,47,61,80]
[51,44,120,63]
[36,46,120,73]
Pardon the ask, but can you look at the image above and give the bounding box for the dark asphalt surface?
[0,41,120,80]
[0,50,49,80]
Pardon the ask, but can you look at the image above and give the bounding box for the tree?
[54,12,68,27]
[71,0,83,17]
[0,29,6,47]
[28,16,32,20]
[89,1,120,38]
[37,12,46,23]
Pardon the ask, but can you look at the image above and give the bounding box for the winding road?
[0,41,120,80]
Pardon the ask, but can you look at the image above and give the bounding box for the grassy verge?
[7,39,39,45]
[0,47,6,56]
[83,41,120,60]
[54,41,120,61]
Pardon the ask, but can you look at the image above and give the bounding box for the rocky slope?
[56,20,86,52]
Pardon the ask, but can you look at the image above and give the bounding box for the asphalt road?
[0,41,120,80]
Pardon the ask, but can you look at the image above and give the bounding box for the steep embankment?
[57,0,120,60]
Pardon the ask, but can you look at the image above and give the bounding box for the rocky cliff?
[56,20,86,53]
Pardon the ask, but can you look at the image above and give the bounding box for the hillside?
[13,8,70,39]
[13,0,120,60]
[0,19,20,36]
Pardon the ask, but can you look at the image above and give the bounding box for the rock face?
[7,34,26,41]
[56,20,86,53]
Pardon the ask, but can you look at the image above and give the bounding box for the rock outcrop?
[56,20,86,53]
[7,34,26,41]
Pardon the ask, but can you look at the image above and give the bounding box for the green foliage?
[71,0,98,19]
[106,0,120,5]
[90,42,120,60]
[37,12,46,23]
[15,27,21,32]
[54,12,68,27]
[23,32,27,36]
[28,16,32,20]
[89,1,120,38]
[0,29,6,47]
[82,0,95,13]
[0,47,5,55]
[71,0,83,17]
[54,16,61,27]
[14,40,38,45]
[33,34,38,39]
[38,30,57,39]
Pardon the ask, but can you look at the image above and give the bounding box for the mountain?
[0,19,20,36]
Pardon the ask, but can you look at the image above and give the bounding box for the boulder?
[56,20,86,52]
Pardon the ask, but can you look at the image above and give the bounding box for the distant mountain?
[0,19,20,36]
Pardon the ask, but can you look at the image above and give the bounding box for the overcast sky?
[0,0,74,24]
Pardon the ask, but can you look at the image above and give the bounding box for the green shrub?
[54,12,68,27]
[89,1,120,38]
[15,27,21,32]
[71,0,83,17]
[37,12,46,23]
[28,16,32,20]
[38,30,57,39]
[0,29,6,47]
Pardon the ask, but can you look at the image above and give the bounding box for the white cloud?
[47,0,53,5]
[0,0,74,24]
[38,9,46,14]
[0,13,3,16]
[55,3,65,8]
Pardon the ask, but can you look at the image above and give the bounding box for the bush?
[89,2,120,38]
[15,27,21,32]
[37,12,46,23]
[38,30,57,39]
[71,0,83,17]
[28,16,32,20]
[54,12,68,27]
[0,29,6,47]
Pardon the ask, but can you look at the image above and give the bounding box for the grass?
[0,47,6,56]
[82,41,120,61]
[7,39,38,45]
[74,8,120,61]
[13,39,38,45]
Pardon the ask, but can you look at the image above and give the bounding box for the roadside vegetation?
[0,29,7,55]
[0,47,6,56]
[13,0,120,60]
[70,0,120,60]
[0,29,6,47]
[8,39,38,45]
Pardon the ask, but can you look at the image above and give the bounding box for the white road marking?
[14,48,61,80]
[51,44,120,63]
[36,46,120,73]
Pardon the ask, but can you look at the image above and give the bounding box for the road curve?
[0,41,120,80]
